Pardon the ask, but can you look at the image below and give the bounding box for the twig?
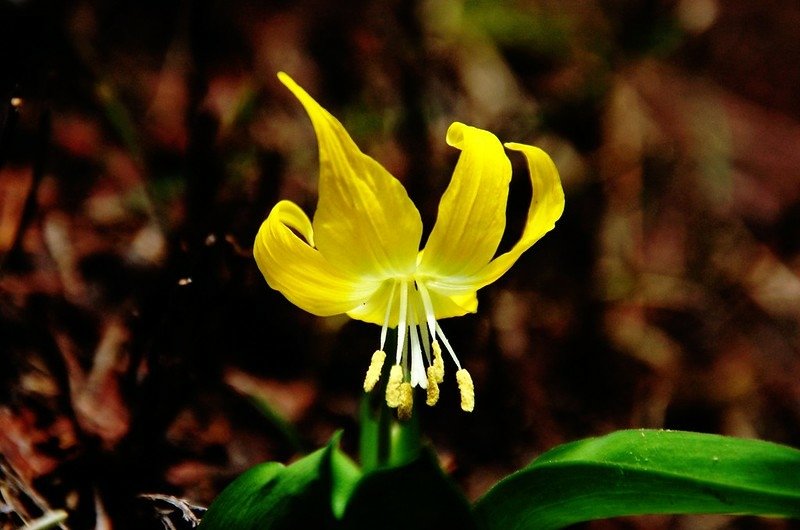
[139,493,205,529]
[21,510,68,530]
[0,456,68,529]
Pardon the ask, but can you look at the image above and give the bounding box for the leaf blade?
[198,436,361,530]
[473,429,800,530]
[342,449,478,530]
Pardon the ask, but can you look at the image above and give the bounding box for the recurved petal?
[423,142,564,296]
[473,142,564,288]
[418,122,511,279]
[254,200,381,316]
[278,72,422,279]
[427,289,478,320]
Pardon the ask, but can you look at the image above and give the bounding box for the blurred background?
[2,0,800,528]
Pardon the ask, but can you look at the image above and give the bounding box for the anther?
[385,365,403,408]
[398,382,413,420]
[431,340,444,383]
[456,369,475,412]
[425,366,440,406]
[363,350,386,392]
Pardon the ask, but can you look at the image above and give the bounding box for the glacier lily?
[254,72,564,419]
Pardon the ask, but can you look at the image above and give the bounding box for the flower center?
[362,278,475,419]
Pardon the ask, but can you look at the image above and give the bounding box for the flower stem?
[359,388,392,472]
[359,330,422,471]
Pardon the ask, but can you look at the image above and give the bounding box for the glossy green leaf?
[330,447,361,518]
[342,449,478,530]
[198,437,360,530]
[474,429,800,530]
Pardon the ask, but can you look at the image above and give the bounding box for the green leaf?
[330,447,361,519]
[474,429,800,530]
[342,449,478,530]
[199,436,361,530]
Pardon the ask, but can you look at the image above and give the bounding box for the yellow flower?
[254,72,564,417]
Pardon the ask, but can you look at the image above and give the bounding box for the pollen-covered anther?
[425,366,440,406]
[456,369,475,412]
[363,350,386,392]
[398,382,414,420]
[431,340,444,383]
[385,365,403,408]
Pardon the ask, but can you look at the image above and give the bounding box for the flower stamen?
[372,278,473,417]
[456,369,475,412]
[431,340,444,383]
[398,382,413,420]
[363,350,386,392]
[435,322,461,370]
[364,278,474,418]
[386,364,403,408]
[425,366,440,406]
[418,315,432,364]
[416,280,438,342]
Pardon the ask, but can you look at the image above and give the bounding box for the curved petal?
[418,122,511,278]
[428,289,478,320]
[278,72,422,279]
[254,200,382,316]
[426,143,564,295]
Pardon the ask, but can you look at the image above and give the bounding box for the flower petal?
[474,143,564,287]
[428,289,478,320]
[254,200,381,316]
[427,142,564,299]
[345,280,479,326]
[418,122,512,279]
[345,279,395,326]
[278,72,422,278]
